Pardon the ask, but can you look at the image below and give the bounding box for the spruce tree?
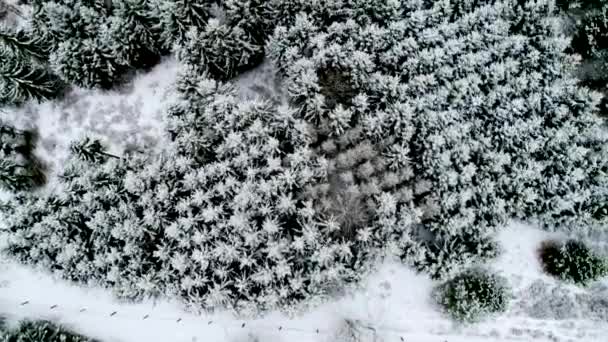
[151,0,212,49]
[177,20,264,80]
[0,49,64,105]
[50,38,124,89]
[70,137,119,163]
[0,25,51,62]
[101,0,162,68]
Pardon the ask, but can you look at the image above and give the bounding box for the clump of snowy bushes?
[434,268,510,322]
[0,319,98,342]
[539,239,608,285]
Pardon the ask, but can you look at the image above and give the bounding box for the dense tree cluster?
[1,67,410,312]
[27,0,277,89]
[269,0,607,274]
[0,0,606,316]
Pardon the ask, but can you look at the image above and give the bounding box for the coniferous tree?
[177,20,264,80]
[0,24,52,62]
[70,137,119,163]
[101,0,162,68]
[50,38,124,89]
[0,49,64,104]
[0,320,98,342]
[151,0,212,49]
[223,0,276,44]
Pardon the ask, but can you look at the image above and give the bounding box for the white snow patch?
[1,58,178,178]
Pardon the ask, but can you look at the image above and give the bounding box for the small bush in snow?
[0,319,98,342]
[539,239,608,285]
[434,268,509,322]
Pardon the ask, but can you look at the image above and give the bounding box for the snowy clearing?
[1,222,606,342]
[0,58,178,178]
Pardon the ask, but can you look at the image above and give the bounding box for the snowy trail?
[1,223,607,342]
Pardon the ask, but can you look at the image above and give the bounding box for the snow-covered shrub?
[434,268,509,322]
[222,0,276,44]
[177,20,264,80]
[0,320,98,342]
[269,0,608,277]
[539,239,608,285]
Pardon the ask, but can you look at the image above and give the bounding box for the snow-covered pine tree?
[0,319,98,342]
[0,49,64,104]
[101,0,162,68]
[50,37,124,89]
[29,0,168,88]
[31,0,106,45]
[222,0,276,44]
[0,24,51,62]
[70,137,119,163]
[151,0,212,49]
[177,19,264,80]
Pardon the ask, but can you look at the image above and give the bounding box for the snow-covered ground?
[1,222,606,342]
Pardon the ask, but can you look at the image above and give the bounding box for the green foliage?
[1,320,98,342]
[434,268,509,322]
[539,239,608,285]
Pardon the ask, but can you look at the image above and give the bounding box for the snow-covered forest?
[0,0,607,341]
